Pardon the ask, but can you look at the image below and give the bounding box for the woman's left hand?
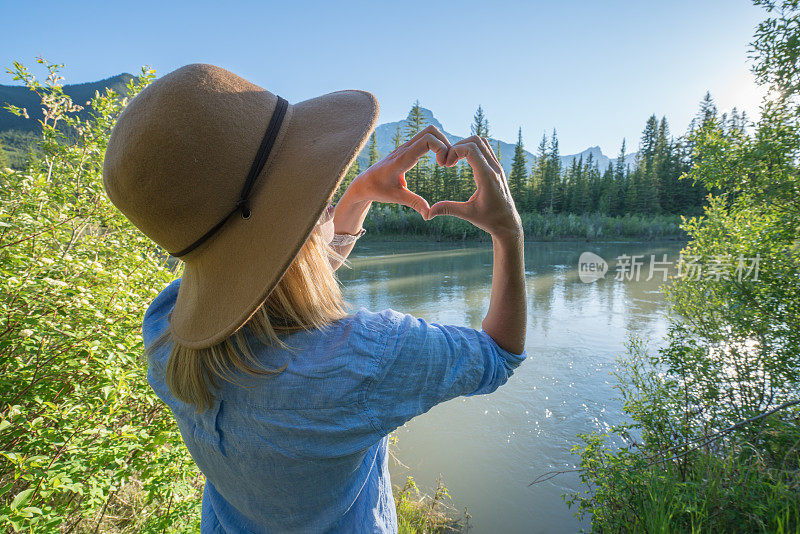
[346,125,451,218]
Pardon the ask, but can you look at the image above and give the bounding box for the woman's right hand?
[427,136,523,241]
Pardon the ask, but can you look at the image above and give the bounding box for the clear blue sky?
[1,0,766,157]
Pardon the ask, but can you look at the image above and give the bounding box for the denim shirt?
[143,278,527,533]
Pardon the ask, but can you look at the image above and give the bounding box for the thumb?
[395,188,430,218]
[428,200,471,220]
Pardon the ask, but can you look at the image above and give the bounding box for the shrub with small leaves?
[0,58,201,532]
[565,1,800,530]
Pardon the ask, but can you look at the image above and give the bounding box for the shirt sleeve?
[363,308,527,437]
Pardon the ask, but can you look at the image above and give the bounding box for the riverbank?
[393,475,465,533]
[361,206,688,242]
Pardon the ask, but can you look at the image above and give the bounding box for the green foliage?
[394,475,466,534]
[567,2,800,530]
[470,105,489,138]
[404,100,429,195]
[0,59,201,532]
[0,130,41,170]
[368,131,380,167]
[392,123,403,150]
[751,0,800,96]
[567,339,800,533]
[508,128,528,209]
[363,205,685,242]
[0,139,8,169]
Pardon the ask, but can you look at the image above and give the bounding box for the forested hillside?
[0,71,135,168]
[339,94,738,219]
[2,71,724,220]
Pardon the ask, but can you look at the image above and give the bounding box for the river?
[337,239,685,533]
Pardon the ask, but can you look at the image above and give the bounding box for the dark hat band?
[171,96,289,258]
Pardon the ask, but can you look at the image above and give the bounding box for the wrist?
[491,219,524,243]
[342,172,373,204]
[334,178,372,235]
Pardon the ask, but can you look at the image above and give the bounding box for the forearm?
[481,229,526,355]
[328,177,372,270]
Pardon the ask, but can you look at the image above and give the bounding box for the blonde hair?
[148,225,351,413]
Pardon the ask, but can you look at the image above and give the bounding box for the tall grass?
[393,475,467,534]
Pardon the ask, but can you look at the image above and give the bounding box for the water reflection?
[338,240,684,534]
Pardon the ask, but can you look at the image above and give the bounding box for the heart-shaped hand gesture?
[346,125,521,240]
[348,125,450,218]
[428,135,522,240]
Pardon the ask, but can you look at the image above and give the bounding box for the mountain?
[356,106,637,174]
[0,73,136,133]
[0,73,637,172]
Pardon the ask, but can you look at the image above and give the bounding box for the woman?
[103,63,527,533]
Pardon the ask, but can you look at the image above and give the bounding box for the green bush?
[567,338,800,533]
[566,2,800,530]
[0,59,201,532]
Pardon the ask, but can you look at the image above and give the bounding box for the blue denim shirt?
[143,278,526,533]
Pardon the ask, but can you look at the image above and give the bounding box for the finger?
[444,143,494,181]
[478,136,509,196]
[428,200,471,220]
[449,135,495,168]
[393,124,450,157]
[398,133,448,170]
[409,124,450,149]
[395,187,430,217]
[477,136,502,174]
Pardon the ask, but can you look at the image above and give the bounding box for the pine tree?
[655,117,674,212]
[583,153,600,213]
[571,156,589,213]
[638,115,661,213]
[615,138,627,181]
[698,91,718,128]
[388,125,405,210]
[625,170,638,214]
[443,163,460,201]
[404,100,429,194]
[368,132,380,167]
[566,157,580,213]
[392,124,403,150]
[431,162,444,202]
[546,129,562,212]
[335,158,361,202]
[640,115,659,171]
[614,139,628,215]
[531,133,548,211]
[405,100,427,139]
[471,105,490,138]
[597,162,616,215]
[457,163,474,202]
[509,127,528,209]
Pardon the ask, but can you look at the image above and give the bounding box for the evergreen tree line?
[341,92,747,218]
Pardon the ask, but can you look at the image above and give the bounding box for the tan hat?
[103,63,379,349]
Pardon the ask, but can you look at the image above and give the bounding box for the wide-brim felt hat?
[103,63,379,349]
